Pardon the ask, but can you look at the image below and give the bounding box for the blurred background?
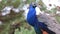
[0,0,60,34]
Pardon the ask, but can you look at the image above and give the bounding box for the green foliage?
[11,0,20,8]
[0,0,7,10]
[15,27,36,34]
[0,11,23,34]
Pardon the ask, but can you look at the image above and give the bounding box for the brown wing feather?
[42,30,48,34]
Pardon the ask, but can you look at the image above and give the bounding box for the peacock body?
[23,2,60,34]
[26,3,56,34]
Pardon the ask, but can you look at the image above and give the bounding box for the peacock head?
[29,2,41,9]
[32,2,37,8]
[29,2,37,8]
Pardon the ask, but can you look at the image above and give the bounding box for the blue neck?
[27,4,38,26]
[26,4,47,34]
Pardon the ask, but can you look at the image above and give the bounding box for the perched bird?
[26,3,56,34]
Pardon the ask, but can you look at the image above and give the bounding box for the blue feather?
[26,4,44,34]
[26,4,55,34]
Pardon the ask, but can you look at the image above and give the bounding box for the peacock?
[23,2,60,34]
[25,3,56,34]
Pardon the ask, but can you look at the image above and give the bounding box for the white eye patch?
[35,7,42,15]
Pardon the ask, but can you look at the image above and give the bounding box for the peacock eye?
[34,4,35,5]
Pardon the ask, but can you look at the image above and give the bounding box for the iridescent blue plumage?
[27,4,46,27]
[27,4,42,34]
[27,4,55,34]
